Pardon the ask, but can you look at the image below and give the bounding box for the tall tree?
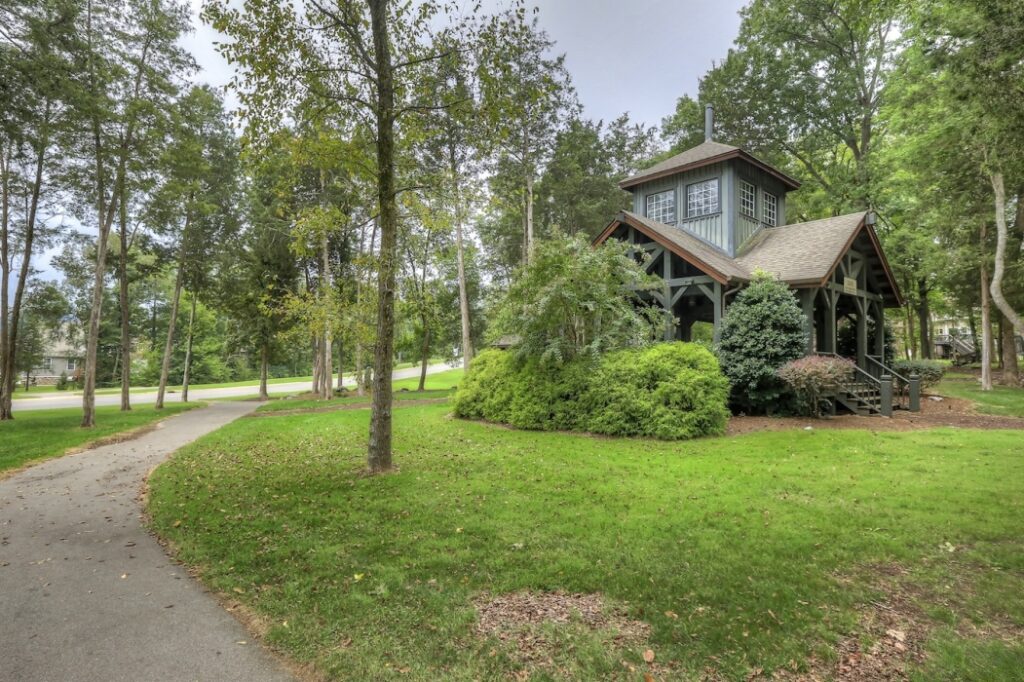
[477,9,575,262]
[78,0,192,426]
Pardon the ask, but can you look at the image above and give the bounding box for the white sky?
[30,0,745,283]
[180,0,747,129]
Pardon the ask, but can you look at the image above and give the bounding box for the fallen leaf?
[886,629,906,642]
[233,587,245,594]
[664,610,678,619]
[173,520,182,528]
[353,573,364,581]
[643,649,655,663]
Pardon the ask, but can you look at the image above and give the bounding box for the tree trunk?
[1001,313,1019,385]
[354,341,364,397]
[2,109,49,421]
[980,222,993,391]
[988,172,1024,335]
[155,245,186,409]
[0,145,12,420]
[181,292,197,402]
[454,201,473,371]
[311,336,321,394]
[418,319,430,392]
[904,302,917,360]
[118,183,131,411]
[367,0,397,474]
[336,342,343,390]
[524,172,535,263]
[259,341,269,401]
[916,279,931,359]
[321,235,332,401]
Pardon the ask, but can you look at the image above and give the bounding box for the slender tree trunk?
[980,222,993,391]
[336,342,343,390]
[455,209,473,371]
[258,341,269,401]
[524,172,535,263]
[997,316,1005,370]
[1001,313,1018,385]
[989,172,1024,335]
[181,292,197,402]
[916,279,931,359]
[0,145,12,419]
[354,340,364,397]
[321,232,332,401]
[155,242,186,409]
[311,336,321,394]
[367,0,396,473]
[118,183,131,411]
[418,319,430,391]
[904,302,917,360]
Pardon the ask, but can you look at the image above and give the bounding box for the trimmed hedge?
[452,343,730,440]
[892,359,945,388]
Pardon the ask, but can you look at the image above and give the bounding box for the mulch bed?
[728,392,1024,435]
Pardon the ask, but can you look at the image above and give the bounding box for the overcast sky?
[180,0,747,130]
[32,1,747,282]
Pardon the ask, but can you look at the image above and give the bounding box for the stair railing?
[865,355,915,411]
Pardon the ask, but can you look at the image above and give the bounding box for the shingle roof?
[618,211,752,283]
[735,212,867,284]
[619,141,801,191]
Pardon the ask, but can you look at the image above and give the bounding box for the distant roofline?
[620,147,802,192]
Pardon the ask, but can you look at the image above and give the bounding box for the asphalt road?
[11,361,454,412]
[0,401,295,682]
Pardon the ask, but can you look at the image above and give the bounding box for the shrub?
[891,359,945,388]
[777,355,856,417]
[488,232,660,366]
[453,343,729,440]
[718,271,808,413]
[56,372,69,391]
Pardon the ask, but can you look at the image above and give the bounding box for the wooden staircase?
[835,380,882,415]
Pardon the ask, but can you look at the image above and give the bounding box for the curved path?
[0,402,295,682]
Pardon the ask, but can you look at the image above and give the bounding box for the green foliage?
[718,272,809,413]
[777,355,856,417]
[490,233,659,366]
[453,343,729,440]
[892,359,946,388]
[56,372,69,391]
[838,316,898,365]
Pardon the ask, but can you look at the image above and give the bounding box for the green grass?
[935,371,1024,418]
[148,404,1024,681]
[10,359,450,399]
[0,403,199,474]
[254,368,464,413]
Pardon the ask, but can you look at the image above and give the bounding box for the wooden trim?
[593,215,733,285]
[619,149,801,192]
[816,219,904,308]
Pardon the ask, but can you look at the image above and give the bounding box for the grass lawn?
[9,358,449,399]
[255,368,464,413]
[148,402,1024,681]
[935,370,1024,418]
[0,403,198,474]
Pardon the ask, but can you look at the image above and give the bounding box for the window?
[42,357,52,371]
[66,358,77,371]
[686,179,719,217]
[645,190,676,224]
[762,191,778,226]
[740,181,756,217]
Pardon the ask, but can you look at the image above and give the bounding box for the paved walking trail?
[0,402,295,682]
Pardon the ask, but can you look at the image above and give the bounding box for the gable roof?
[619,141,801,191]
[594,210,903,305]
[597,211,750,284]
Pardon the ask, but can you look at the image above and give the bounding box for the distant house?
[594,106,910,414]
[29,337,82,386]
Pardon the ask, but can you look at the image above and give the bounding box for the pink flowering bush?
[777,355,856,417]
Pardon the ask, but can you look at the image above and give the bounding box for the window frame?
[645,189,677,225]
[762,191,778,226]
[739,180,757,218]
[686,178,720,218]
[66,358,77,372]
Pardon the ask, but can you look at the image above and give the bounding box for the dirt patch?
[473,591,658,677]
[728,392,1024,435]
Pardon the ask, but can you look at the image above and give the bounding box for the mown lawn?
[0,403,198,474]
[148,402,1024,681]
[935,370,1024,418]
[255,368,463,413]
